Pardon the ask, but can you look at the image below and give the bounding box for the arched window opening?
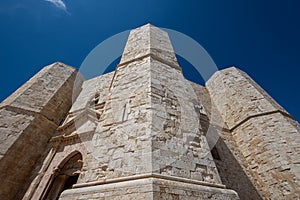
[89,93,100,107]
[42,152,83,200]
[86,93,106,120]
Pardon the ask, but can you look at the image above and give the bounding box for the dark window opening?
[42,152,83,200]
[89,93,100,107]
[62,174,79,191]
[211,146,221,160]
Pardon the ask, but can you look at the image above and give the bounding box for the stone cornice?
[72,173,226,189]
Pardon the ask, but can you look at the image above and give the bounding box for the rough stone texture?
[206,67,300,199]
[206,67,288,130]
[23,24,237,200]
[190,82,262,200]
[0,62,84,200]
[2,24,299,200]
[150,58,221,184]
[120,24,179,69]
[57,24,221,185]
[212,129,263,200]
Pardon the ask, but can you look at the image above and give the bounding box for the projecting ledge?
[61,174,239,199]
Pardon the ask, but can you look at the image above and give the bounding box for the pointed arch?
[42,151,83,200]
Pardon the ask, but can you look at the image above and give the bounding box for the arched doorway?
[42,152,83,200]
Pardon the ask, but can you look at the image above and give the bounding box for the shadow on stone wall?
[213,136,262,200]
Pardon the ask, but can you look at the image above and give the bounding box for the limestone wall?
[150,58,221,184]
[206,67,300,199]
[69,72,114,113]
[206,67,287,130]
[26,24,237,200]
[16,24,300,200]
[189,77,261,199]
[232,112,300,199]
[51,24,223,186]
[212,128,263,200]
[22,24,241,200]
[0,62,84,200]
[80,57,153,181]
[120,24,178,69]
[60,177,239,200]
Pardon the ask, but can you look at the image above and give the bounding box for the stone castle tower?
[0,24,299,199]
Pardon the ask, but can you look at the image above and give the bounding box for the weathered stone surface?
[206,67,288,130]
[2,24,299,200]
[23,24,237,200]
[0,62,84,200]
[189,82,262,199]
[120,23,179,69]
[211,128,263,200]
[60,176,239,200]
[206,67,300,199]
[150,57,221,184]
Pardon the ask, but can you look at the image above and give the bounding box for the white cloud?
[45,0,69,13]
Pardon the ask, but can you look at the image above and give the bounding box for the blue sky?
[0,0,299,121]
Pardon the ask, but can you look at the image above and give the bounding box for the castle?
[0,24,299,199]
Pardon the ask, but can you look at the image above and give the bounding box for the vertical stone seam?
[149,57,154,174]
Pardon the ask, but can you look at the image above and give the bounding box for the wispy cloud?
[45,0,70,14]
